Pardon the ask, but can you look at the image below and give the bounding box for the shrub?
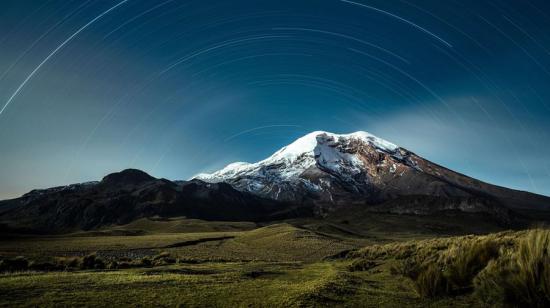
[0,256,29,272]
[94,258,106,269]
[140,257,152,267]
[80,254,105,270]
[56,257,81,269]
[80,254,95,269]
[29,261,59,272]
[474,229,550,307]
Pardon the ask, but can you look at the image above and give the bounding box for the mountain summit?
[196,131,549,213]
[196,131,402,203]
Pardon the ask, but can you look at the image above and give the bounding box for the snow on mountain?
[196,131,398,182]
[196,129,550,214]
[195,131,404,202]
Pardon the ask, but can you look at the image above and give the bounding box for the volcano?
[196,131,550,216]
[1,131,549,233]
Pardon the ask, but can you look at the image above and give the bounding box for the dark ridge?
[101,169,155,186]
[0,169,291,234]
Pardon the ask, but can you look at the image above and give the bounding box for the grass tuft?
[474,228,550,307]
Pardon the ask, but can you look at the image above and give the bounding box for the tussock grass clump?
[413,263,446,297]
[439,239,500,293]
[351,228,550,304]
[474,229,550,307]
[351,230,520,298]
[401,238,499,297]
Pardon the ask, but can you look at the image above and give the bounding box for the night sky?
[1,0,550,199]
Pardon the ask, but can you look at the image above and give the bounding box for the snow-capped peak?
[195,131,398,183]
[268,131,321,162]
[271,131,397,162]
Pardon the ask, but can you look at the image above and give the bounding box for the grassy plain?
[0,214,548,307]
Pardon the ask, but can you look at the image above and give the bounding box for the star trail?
[1,0,550,199]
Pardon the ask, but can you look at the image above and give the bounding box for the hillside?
[0,169,292,233]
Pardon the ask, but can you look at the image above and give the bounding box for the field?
[1,214,548,307]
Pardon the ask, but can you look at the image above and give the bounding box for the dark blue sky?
[1,0,550,199]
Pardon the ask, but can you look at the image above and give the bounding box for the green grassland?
[1,260,475,307]
[0,214,548,307]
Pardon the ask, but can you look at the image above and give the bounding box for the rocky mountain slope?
[0,169,299,233]
[197,131,550,216]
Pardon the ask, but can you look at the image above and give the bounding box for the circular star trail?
[0,0,549,198]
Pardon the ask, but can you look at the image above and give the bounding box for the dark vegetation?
[0,251,184,273]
